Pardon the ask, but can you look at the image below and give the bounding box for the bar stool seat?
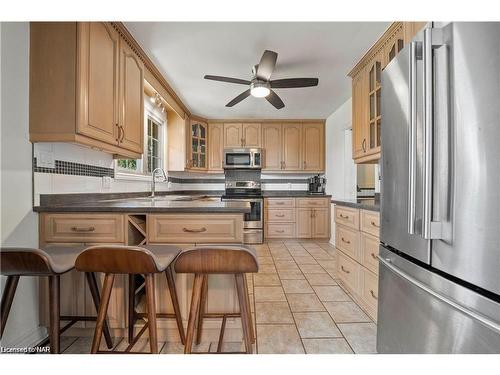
[175,245,259,354]
[75,245,185,354]
[1,245,113,353]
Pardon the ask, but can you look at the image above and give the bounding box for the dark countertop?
[34,195,250,213]
[331,198,380,212]
[262,191,331,198]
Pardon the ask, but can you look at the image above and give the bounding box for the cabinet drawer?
[297,197,329,208]
[360,232,379,274]
[361,267,379,313]
[361,210,380,237]
[41,213,124,243]
[148,214,243,243]
[334,206,359,230]
[265,223,295,238]
[265,198,295,208]
[335,225,360,262]
[266,208,296,223]
[337,250,361,293]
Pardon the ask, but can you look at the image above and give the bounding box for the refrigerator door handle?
[378,255,500,335]
[422,28,444,239]
[407,41,418,235]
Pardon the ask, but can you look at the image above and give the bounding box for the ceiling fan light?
[251,86,270,98]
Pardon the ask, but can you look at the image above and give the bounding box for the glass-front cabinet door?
[368,57,382,153]
[188,120,208,170]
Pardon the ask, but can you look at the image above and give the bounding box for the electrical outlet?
[102,176,112,189]
[37,150,55,168]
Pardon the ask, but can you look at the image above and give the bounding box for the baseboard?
[2,326,48,349]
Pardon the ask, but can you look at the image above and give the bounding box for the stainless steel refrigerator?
[378,22,500,353]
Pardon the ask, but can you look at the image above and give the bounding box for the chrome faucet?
[150,168,167,198]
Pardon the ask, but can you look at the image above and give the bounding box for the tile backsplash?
[33,142,320,205]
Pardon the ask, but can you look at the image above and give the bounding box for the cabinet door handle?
[116,124,122,143]
[241,138,245,146]
[303,161,307,169]
[341,237,350,244]
[370,290,378,300]
[371,221,379,228]
[71,226,95,232]
[341,265,350,274]
[339,214,349,219]
[370,252,377,260]
[182,227,207,233]
[362,138,367,152]
[120,125,125,142]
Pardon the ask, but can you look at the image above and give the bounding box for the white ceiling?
[125,22,389,119]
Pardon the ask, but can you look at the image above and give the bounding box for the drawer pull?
[341,237,351,244]
[276,229,285,233]
[339,214,349,219]
[370,290,378,300]
[275,214,285,218]
[370,253,377,260]
[341,265,350,274]
[71,226,95,232]
[371,221,380,228]
[276,202,285,205]
[182,227,207,233]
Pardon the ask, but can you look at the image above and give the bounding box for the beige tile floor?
[59,240,377,354]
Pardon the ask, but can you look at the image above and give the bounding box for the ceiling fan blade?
[256,50,278,81]
[204,75,251,85]
[265,90,285,109]
[226,89,251,107]
[270,78,319,88]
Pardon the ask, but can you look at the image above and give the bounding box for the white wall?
[324,98,356,246]
[0,22,47,348]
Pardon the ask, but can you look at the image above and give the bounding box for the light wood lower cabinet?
[148,213,243,243]
[335,205,380,320]
[39,212,245,334]
[265,197,330,239]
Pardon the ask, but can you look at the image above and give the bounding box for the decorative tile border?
[33,158,114,178]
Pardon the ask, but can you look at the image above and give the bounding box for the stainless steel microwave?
[223,148,262,169]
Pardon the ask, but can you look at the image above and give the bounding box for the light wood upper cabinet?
[223,123,243,148]
[352,67,368,160]
[76,22,120,147]
[242,123,261,147]
[282,123,302,170]
[208,123,224,171]
[349,22,424,164]
[29,22,144,159]
[118,39,144,154]
[302,123,324,171]
[262,123,282,171]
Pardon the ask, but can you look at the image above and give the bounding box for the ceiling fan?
[204,50,319,109]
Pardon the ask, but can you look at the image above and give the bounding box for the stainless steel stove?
[222,171,263,244]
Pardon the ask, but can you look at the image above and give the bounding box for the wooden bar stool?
[0,246,113,353]
[174,245,259,354]
[75,245,184,354]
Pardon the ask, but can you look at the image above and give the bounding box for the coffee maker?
[308,174,326,194]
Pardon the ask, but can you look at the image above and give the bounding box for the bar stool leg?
[91,273,114,354]
[85,272,113,349]
[165,267,185,345]
[0,275,19,339]
[145,274,158,354]
[195,275,208,345]
[48,275,60,354]
[185,274,204,354]
[127,274,136,343]
[243,275,255,344]
[235,274,253,354]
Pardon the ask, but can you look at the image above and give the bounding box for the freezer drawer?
[377,245,500,353]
